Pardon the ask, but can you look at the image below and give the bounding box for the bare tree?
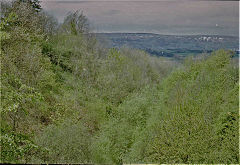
[61,10,89,35]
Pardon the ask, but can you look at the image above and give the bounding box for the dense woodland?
[0,1,239,164]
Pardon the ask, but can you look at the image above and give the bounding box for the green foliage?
[91,87,161,164]
[95,48,172,104]
[0,1,61,162]
[1,130,48,164]
[128,50,238,163]
[1,1,238,164]
[90,50,239,164]
[35,120,91,163]
[1,73,43,125]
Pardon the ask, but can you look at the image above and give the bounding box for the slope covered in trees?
[0,0,239,164]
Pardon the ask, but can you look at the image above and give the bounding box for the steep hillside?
[1,1,239,164]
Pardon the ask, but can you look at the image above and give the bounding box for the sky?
[40,0,239,36]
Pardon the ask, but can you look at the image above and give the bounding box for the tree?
[61,10,89,35]
[15,0,42,12]
[40,12,59,36]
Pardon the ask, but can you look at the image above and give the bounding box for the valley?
[96,33,239,58]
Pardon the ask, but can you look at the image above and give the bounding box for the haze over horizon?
[40,0,239,36]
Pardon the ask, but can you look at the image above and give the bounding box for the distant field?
[95,33,239,59]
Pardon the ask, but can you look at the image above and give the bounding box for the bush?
[34,120,91,163]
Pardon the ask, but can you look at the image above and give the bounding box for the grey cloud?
[41,0,239,36]
[102,10,121,16]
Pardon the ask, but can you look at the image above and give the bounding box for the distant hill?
[95,33,239,58]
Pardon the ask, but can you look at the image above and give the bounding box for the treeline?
[0,0,239,164]
[145,48,239,58]
[145,48,212,57]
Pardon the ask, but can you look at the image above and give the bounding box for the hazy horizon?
[41,0,239,36]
